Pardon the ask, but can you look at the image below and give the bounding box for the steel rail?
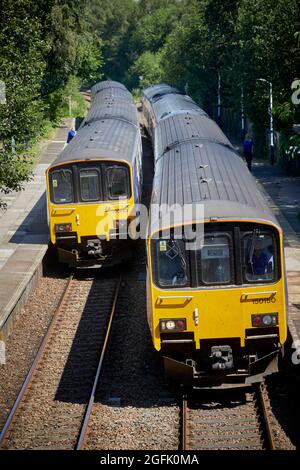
[181,395,188,450]
[257,382,276,450]
[76,275,122,450]
[181,383,276,451]
[0,273,74,446]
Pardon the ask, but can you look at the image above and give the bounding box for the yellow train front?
[46,81,142,268]
[143,84,288,388]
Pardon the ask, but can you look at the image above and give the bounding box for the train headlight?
[166,320,176,330]
[251,313,278,327]
[55,223,72,233]
[262,315,272,326]
[159,318,186,332]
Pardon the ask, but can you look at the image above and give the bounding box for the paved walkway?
[0,118,73,362]
[252,160,300,241]
[252,158,300,348]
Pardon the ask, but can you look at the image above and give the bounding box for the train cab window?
[106,166,129,199]
[242,232,275,282]
[197,235,232,285]
[156,239,188,288]
[79,169,100,201]
[50,169,74,204]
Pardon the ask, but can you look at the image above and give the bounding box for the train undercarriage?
[161,333,282,389]
[54,232,132,268]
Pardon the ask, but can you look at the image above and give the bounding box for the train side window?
[50,169,74,204]
[242,232,275,282]
[156,239,189,288]
[106,166,129,199]
[197,235,232,285]
[79,169,100,201]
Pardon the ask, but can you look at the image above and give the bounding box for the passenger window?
[80,169,100,201]
[107,166,128,199]
[156,239,188,287]
[197,235,231,284]
[243,233,275,282]
[51,169,73,204]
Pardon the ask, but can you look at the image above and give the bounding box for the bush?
[284,134,300,174]
[128,51,163,90]
[45,76,87,124]
[0,151,33,208]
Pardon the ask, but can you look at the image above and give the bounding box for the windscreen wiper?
[173,240,187,270]
[248,229,260,274]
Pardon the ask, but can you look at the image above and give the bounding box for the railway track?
[181,382,275,450]
[0,272,121,450]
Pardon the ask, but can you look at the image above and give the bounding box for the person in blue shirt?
[252,241,274,277]
[67,127,76,143]
[243,136,254,171]
[252,249,269,275]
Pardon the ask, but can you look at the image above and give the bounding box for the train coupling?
[86,239,102,257]
[210,345,234,371]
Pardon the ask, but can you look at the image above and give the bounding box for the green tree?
[44,0,103,92]
[129,51,163,89]
[159,0,300,146]
[0,0,47,144]
[0,0,104,204]
[161,0,240,108]
[129,2,182,55]
[126,0,186,88]
[236,0,300,130]
[85,0,135,81]
[0,0,48,203]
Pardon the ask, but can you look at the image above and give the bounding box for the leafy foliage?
[0,0,48,145]
[0,152,33,208]
[0,0,103,202]
[1,0,300,203]
[45,75,87,123]
[129,51,163,89]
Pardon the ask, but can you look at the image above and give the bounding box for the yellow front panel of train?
[147,222,287,352]
[150,281,286,351]
[48,201,132,243]
[46,160,136,244]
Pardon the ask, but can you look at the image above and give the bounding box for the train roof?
[92,87,134,104]
[151,94,207,124]
[149,141,279,234]
[142,84,182,102]
[50,119,140,167]
[154,112,232,161]
[91,80,128,97]
[83,99,139,127]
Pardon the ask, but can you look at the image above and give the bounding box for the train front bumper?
[163,349,279,389]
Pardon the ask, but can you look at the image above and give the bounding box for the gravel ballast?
[0,266,69,432]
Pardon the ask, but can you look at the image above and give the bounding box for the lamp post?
[0,80,6,105]
[241,82,246,142]
[202,66,222,123]
[257,78,274,165]
[217,71,221,126]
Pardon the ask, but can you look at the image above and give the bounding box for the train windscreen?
[151,224,279,288]
[49,162,130,203]
[50,168,74,204]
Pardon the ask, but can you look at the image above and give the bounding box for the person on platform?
[243,135,254,171]
[67,127,76,144]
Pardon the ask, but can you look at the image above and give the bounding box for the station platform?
[253,160,300,353]
[0,118,73,363]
